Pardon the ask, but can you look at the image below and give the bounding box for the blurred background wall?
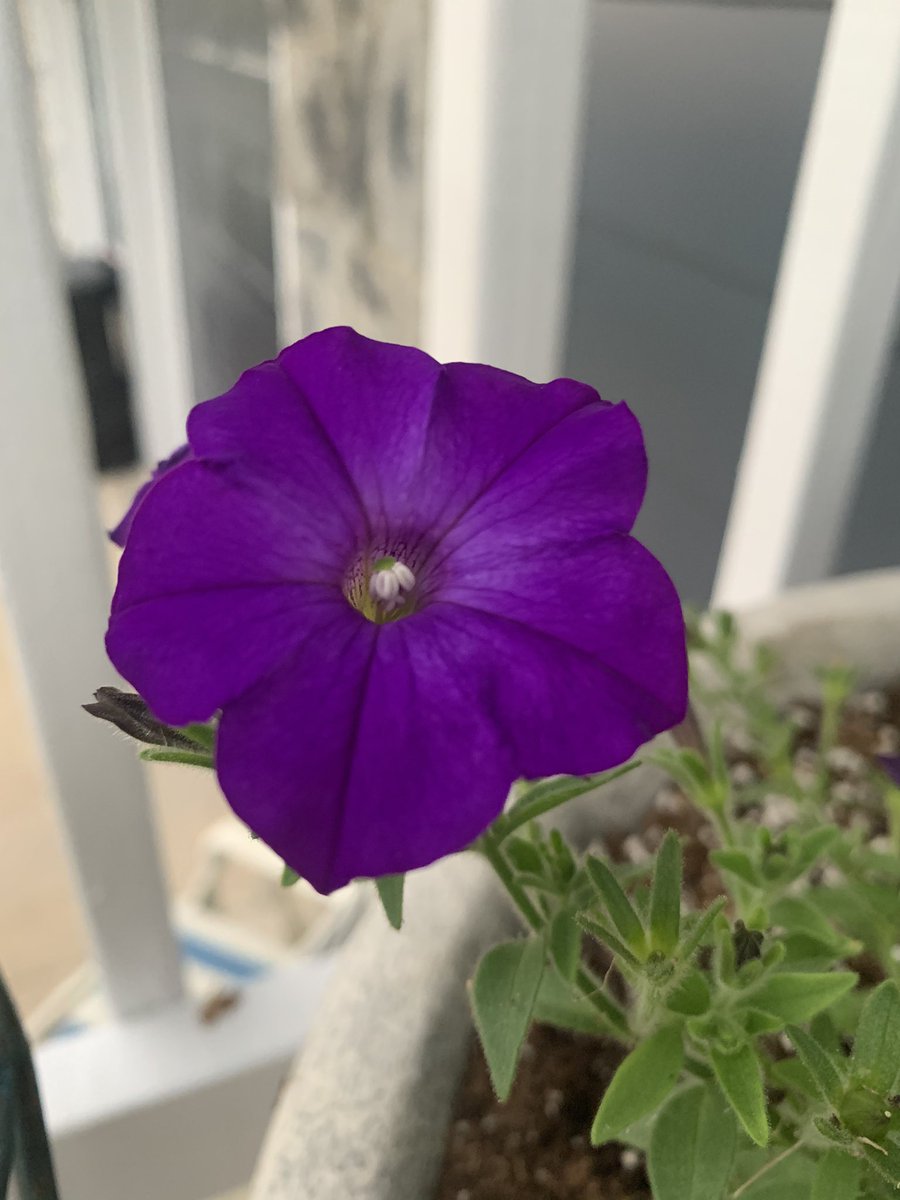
[22,0,899,602]
[155,0,278,400]
[564,0,899,605]
[146,0,900,608]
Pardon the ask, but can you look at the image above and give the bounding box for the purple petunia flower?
[109,443,193,547]
[106,327,687,893]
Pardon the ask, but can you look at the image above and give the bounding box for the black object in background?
[66,258,137,471]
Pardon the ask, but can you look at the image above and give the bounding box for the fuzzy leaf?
[181,722,216,750]
[746,972,857,1024]
[471,938,545,1101]
[591,1025,684,1145]
[648,1084,737,1200]
[585,855,646,954]
[711,849,759,887]
[679,897,727,962]
[812,1150,861,1200]
[730,1147,817,1198]
[374,874,404,930]
[771,896,858,956]
[666,969,711,1017]
[768,1055,819,1102]
[858,1138,900,1193]
[532,967,608,1036]
[505,836,544,875]
[650,832,682,955]
[139,747,214,767]
[852,981,900,1095]
[792,826,840,874]
[577,912,642,968]
[787,1025,844,1105]
[549,911,581,982]
[710,1042,769,1146]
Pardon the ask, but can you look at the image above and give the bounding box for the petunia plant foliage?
[89,329,900,1198]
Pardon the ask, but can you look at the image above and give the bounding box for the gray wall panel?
[565,0,831,602]
[155,0,277,404]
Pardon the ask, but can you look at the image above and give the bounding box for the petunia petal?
[107,585,343,727]
[186,359,366,546]
[274,331,622,548]
[411,365,632,541]
[275,327,442,537]
[437,534,688,773]
[429,401,646,572]
[109,444,192,548]
[107,459,354,723]
[215,610,519,893]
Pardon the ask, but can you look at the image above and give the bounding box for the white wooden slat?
[0,0,183,1018]
[420,0,591,380]
[712,0,900,610]
[36,958,334,1200]
[86,0,195,463]
[18,0,109,258]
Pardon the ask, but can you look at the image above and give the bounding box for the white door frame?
[713,0,900,609]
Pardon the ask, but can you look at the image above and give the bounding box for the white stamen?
[392,561,415,591]
[369,559,416,608]
[371,571,399,602]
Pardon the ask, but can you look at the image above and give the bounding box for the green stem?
[479,833,629,1037]
[0,967,61,1200]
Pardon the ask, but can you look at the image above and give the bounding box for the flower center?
[345,554,418,623]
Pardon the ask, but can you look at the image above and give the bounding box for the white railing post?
[420,0,590,379]
[712,0,900,610]
[0,0,183,1019]
[85,0,195,462]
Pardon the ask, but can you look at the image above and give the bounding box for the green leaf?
[858,1138,900,1193]
[180,721,216,750]
[549,911,581,982]
[852,981,900,1095]
[650,831,683,955]
[666,969,711,1017]
[813,1116,854,1148]
[710,1042,769,1146]
[711,849,760,887]
[812,1150,862,1200]
[374,874,404,930]
[591,1025,684,1146]
[768,1055,820,1102]
[280,865,300,888]
[532,967,608,1036]
[743,1009,786,1036]
[576,913,642,969]
[585,855,647,955]
[731,1146,818,1199]
[792,826,841,874]
[471,938,545,1101]
[139,747,214,767]
[771,896,857,955]
[505,836,544,875]
[648,1084,737,1200]
[679,897,728,962]
[744,970,857,1025]
[503,762,639,829]
[787,1025,844,1105]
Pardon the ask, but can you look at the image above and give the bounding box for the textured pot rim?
[250,567,900,1200]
